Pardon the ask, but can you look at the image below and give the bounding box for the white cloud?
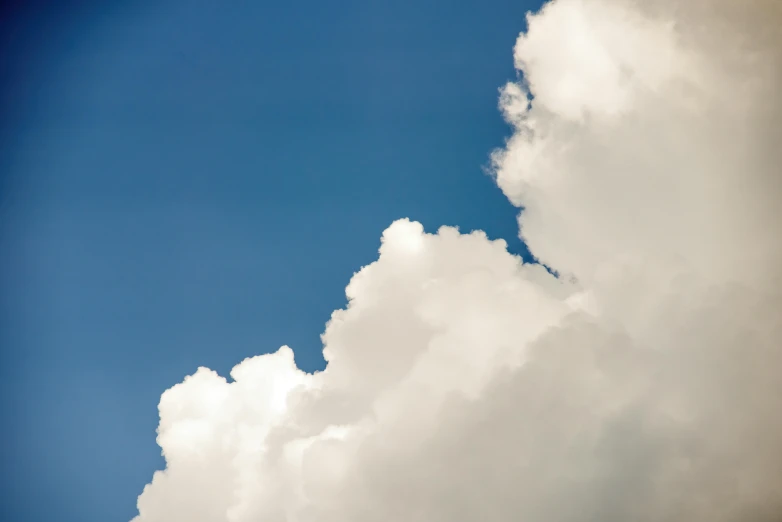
[133,1,782,520]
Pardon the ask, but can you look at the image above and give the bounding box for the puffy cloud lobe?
[133,1,782,521]
[494,0,782,288]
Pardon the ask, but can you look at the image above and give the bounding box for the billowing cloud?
[132,1,782,520]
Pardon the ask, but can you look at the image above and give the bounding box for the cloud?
[132,1,782,521]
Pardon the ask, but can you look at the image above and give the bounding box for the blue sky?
[0,1,541,520]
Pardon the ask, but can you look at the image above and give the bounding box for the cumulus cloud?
[132,1,782,520]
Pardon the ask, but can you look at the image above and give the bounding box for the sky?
[0,1,542,521]
[4,1,782,522]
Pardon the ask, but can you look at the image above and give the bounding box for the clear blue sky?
[0,1,540,520]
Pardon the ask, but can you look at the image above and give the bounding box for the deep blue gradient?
[1,1,541,520]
